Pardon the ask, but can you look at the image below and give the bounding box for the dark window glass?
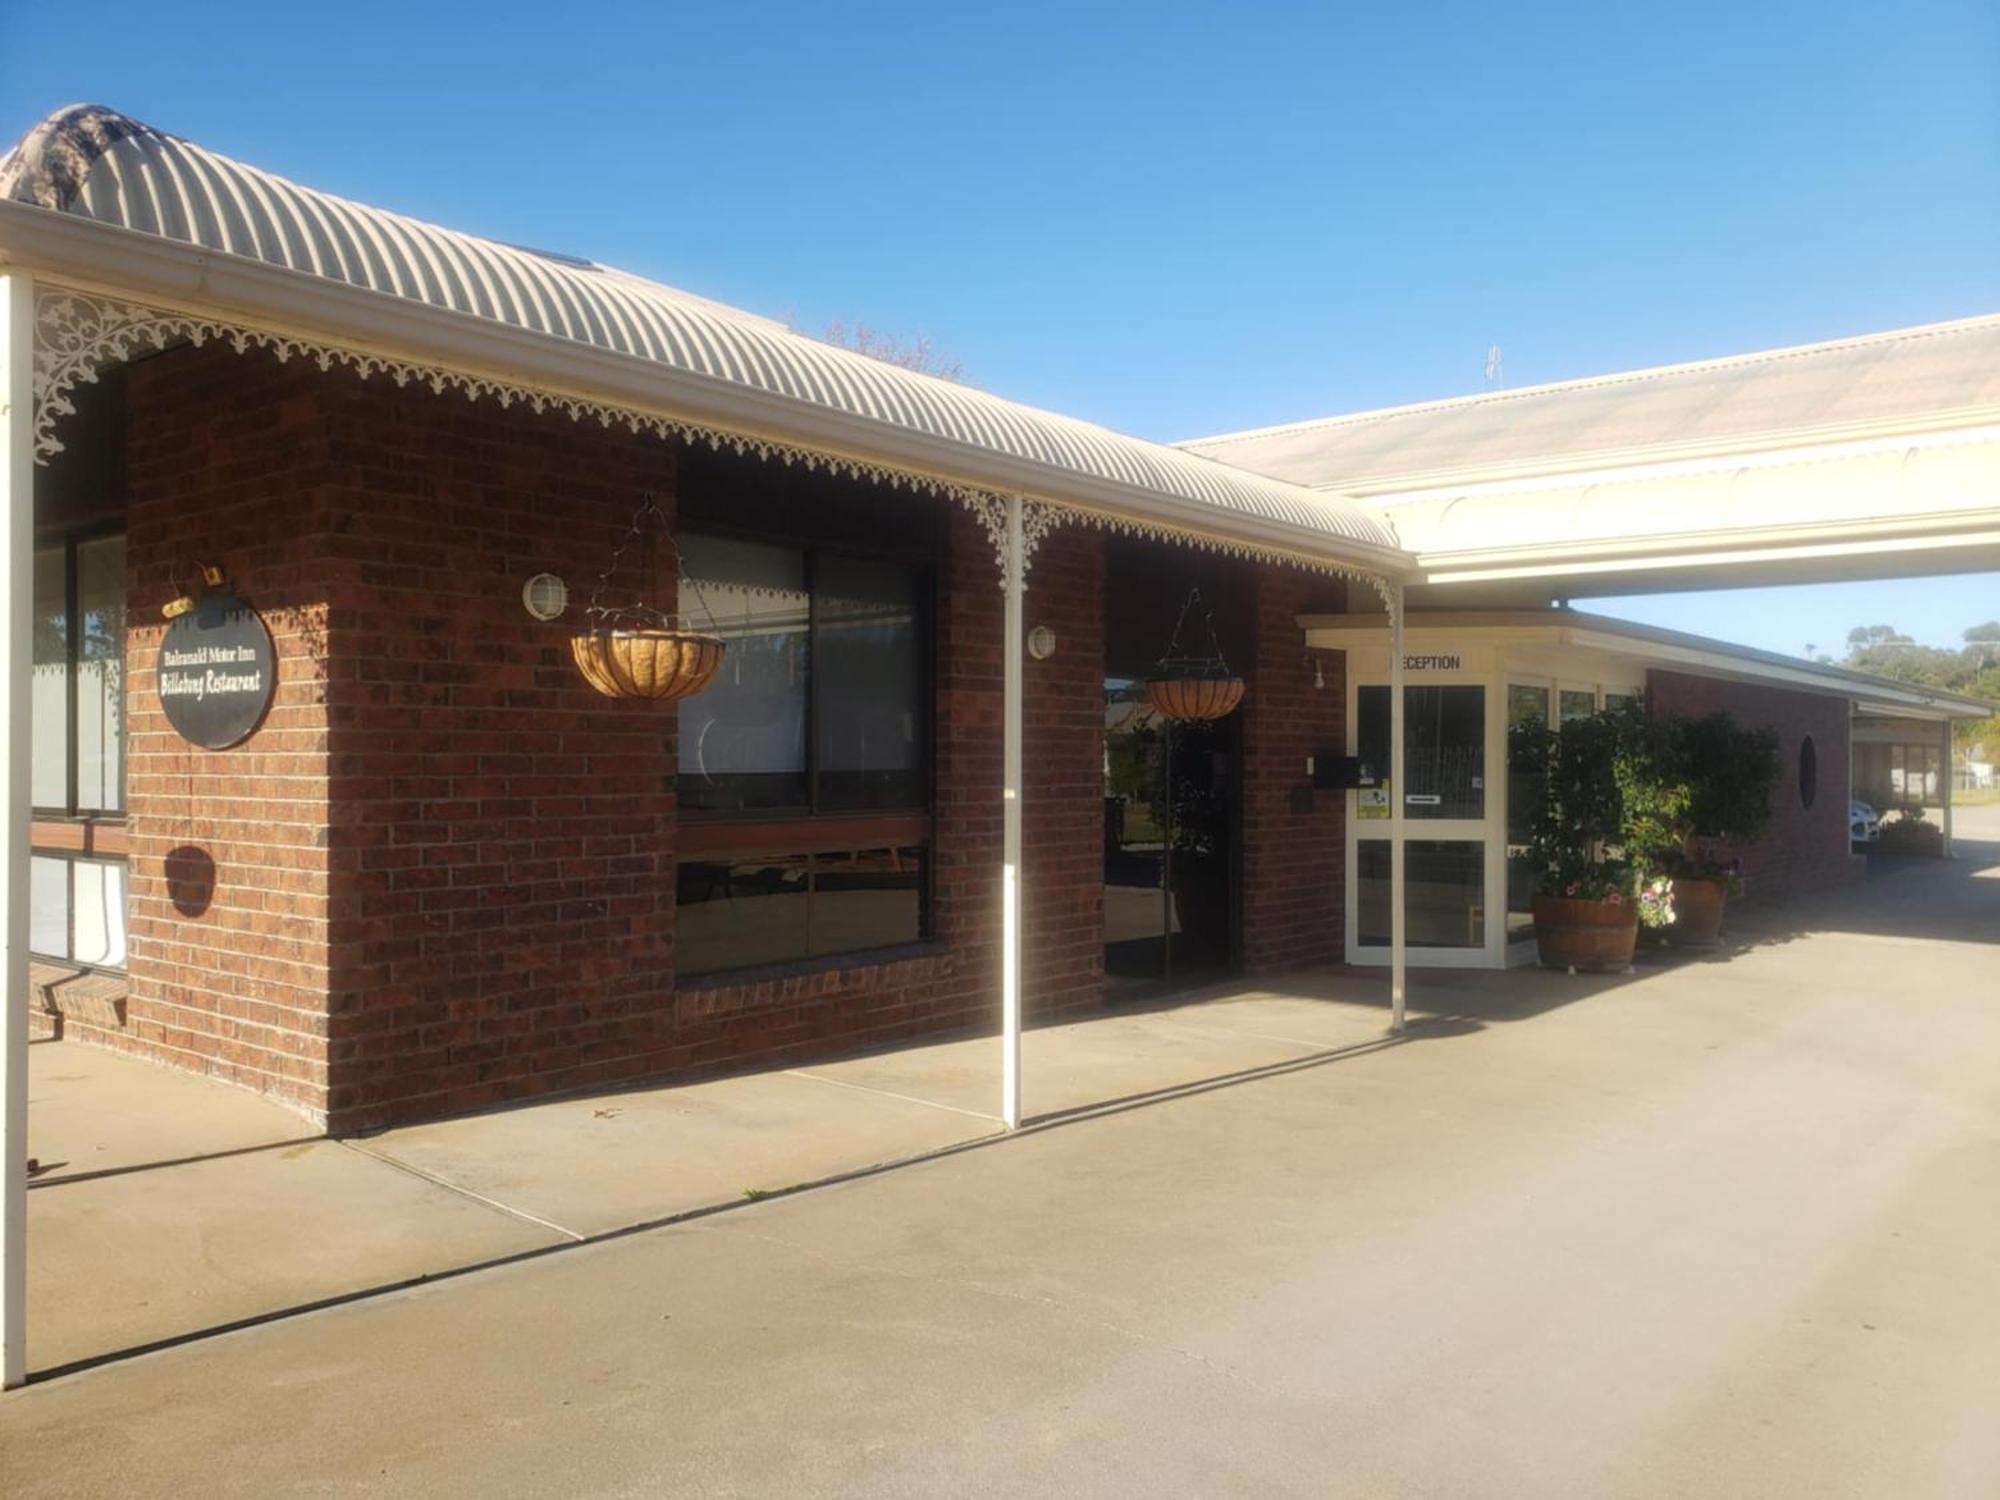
[1799,735,1818,809]
[1357,685,1486,819]
[1358,839,1486,949]
[1505,684,1548,938]
[675,846,926,977]
[677,536,810,813]
[811,846,926,954]
[1357,686,1390,790]
[1559,689,1596,724]
[677,536,928,815]
[676,853,812,975]
[1406,686,1484,819]
[1506,684,1548,848]
[815,557,924,811]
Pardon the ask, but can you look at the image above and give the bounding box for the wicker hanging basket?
[570,493,727,702]
[571,627,725,701]
[1145,669,1246,722]
[1144,588,1246,722]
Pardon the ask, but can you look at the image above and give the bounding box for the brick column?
[1239,568,1348,973]
[122,343,340,1116]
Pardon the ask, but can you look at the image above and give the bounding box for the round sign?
[156,594,277,750]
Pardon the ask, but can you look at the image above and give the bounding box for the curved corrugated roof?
[1182,314,2000,495]
[0,104,1398,555]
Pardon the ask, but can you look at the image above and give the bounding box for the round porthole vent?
[522,573,569,622]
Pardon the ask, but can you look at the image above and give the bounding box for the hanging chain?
[583,492,720,633]
[1156,585,1232,675]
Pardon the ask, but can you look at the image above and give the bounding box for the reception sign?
[157,595,277,749]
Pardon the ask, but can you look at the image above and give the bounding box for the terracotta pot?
[1145,676,1245,722]
[1531,894,1638,973]
[1670,876,1728,947]
[571,628,725,701]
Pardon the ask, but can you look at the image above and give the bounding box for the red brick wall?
[1646,669,1861,903]
[120,344,340,1117]
[112,346,1112,1128]
[1240,570,1348,971]
[1020,526,1106,1015]
[318,369,684,1129]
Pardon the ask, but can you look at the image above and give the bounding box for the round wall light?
[1027,625,1057,661]
[522,573,569,621]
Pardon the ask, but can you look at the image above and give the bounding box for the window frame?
[33,521,128,822]
[31,522,129,975]
[673,526,939,975]
[677,530,937,825]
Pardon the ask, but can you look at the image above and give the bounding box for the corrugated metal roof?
[1181,315,2000,494]
[1387,430,2000,559]
[0,105,1398,556]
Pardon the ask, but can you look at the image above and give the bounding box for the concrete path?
[20,975,1393,1373]
[5,830,1996,1495]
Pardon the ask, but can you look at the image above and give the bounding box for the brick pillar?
[1239,568,1347,973]
[1021,525,1104,1018]
[122,343,340,1117]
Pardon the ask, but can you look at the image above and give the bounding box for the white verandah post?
[1389,582,1407,1033]
[1000,495,1024,1129]
[2,270,34,1390]
[1940,717,1954,859]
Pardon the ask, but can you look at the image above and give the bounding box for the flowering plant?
[1637,875,1677,928]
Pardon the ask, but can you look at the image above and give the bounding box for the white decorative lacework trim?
[31,283,1397,607]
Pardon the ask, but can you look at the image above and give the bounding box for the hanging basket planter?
[1144,587,1246,722]
[1144,665,1246,722]
[569,492,727,702]
[571,623,725,701]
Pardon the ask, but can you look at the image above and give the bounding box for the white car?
[1850,800,1881,844]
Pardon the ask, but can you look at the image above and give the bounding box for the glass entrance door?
[1352,683,1491,959]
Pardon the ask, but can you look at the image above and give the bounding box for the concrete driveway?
[4,826,1997,1497]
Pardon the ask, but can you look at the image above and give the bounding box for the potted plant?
[1875,804,1945,856]
[1516,703,1686,972]
[1661,712,1779,946]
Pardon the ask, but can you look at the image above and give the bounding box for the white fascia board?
[1414,519,2000,586]
[1296,610,1995,720]
[1369,422,2000,509]
[0,201,1413,580]
[1328,413,2000,501]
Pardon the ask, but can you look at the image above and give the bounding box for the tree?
[1847,624,1914,646]
[815,319,964,382]
[1839,620,2000,762]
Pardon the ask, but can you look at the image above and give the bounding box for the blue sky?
[6,1,1998,654]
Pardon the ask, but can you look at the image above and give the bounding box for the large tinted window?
[815,556,924,811]
[676,846,925,977]
[677,536,811,813]
[678,536,928,815]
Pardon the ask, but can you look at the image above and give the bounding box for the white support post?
[1389,583,1407,1034]
[2,271,34,1390]
[1000,495,1024,1129]
[1941,718,1954,859]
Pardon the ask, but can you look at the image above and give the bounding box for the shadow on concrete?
[26,834,1996,1386]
